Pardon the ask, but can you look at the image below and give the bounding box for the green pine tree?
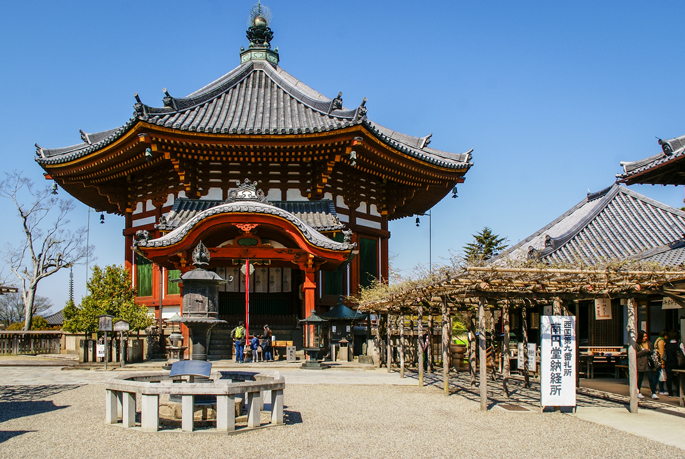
[462,227,508,262]
[63,265,153,333]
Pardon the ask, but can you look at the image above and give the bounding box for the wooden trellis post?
[418,299,424,388]
[428,313,434,372]
[387,313,392,373]
[502,300,511,397]
[469,310,477,386]
[627,298,638,414]
[479,297,488,411]
[442,296,450,395]
[522,301,530,388]
[399,314,405,378]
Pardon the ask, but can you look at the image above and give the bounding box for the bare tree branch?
[0,171,91,330]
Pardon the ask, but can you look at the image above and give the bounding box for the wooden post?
[468,310,477,386]
[627,298,638,414]
[479,297,488,411]
[418,299,424,387]
[374,314,383,368]
[553,297,562,316]
[442,296,450,395]
[399,314,405,378]
[387,313,392,373]
[502,300,510,397]
[522,301,530,388]
[428,313,434,372]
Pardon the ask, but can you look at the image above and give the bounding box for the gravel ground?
[1,382,683,458]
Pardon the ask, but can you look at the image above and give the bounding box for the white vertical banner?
[527,343,537,373]
[541,315,576,408]
[517,343,537,372]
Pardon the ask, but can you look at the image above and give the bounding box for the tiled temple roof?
[158,198,344,233]
[43,309,64,326]
[36,60,472,170]
[617,134,685,184]
[500,184,685,266]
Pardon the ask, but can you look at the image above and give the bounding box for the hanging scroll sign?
[541,316,576,408]
[594,298,612,320]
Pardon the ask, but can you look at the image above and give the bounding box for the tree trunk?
[502,301,510,397]
[553,297,562,316]
[22,283,38,331]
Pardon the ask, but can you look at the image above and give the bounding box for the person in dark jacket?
[261,324,273,361]
[664,330,681,397]
[636,330,658,399]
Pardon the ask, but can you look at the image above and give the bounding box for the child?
[250,336,260,362]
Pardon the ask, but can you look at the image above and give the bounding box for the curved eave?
[135,203,356,256]
[40,121,471,175]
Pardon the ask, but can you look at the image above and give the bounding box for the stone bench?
[104,371,284,433]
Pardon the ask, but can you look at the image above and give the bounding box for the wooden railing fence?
[0,330,62,355]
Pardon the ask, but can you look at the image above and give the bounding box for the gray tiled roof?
[36,60,472,170]
[42,309,64,326]
[500,184,685,265]
[617,134,685,180]
[159,198,344,233]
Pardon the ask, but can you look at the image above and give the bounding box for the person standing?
[261,324,273,362]
[231,321,246,363]
[653,330,668,395]
[664,330,681,397]
[636,330,658,399]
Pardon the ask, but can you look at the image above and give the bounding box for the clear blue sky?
[2,1,685,313]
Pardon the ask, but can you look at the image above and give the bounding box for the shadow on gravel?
[0,430,36,443]
[0,385,80,423]
[284,410,303,425]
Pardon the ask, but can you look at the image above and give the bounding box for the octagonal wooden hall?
[33,6,472,357]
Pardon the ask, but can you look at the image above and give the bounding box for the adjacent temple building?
[34,6,472,355]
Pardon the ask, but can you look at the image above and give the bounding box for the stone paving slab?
[575,407,685,451]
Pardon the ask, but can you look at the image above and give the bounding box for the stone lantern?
[172,241,227,361]
[299,312,328,369]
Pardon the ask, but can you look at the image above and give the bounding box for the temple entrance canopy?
[135,179,355,322]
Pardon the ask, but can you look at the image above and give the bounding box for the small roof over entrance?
[134,179,355,272]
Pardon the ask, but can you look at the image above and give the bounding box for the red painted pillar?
[302,258,317,351]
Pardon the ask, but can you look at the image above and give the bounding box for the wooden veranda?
[357,263,685,413]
